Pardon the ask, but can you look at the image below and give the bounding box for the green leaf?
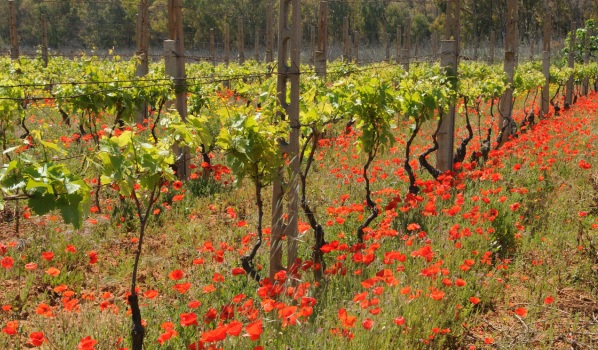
[56,193,85,229]
[28,193,56,216]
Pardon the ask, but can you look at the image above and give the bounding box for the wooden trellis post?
[224,23,230,65]
[353,31,359,64]
[384,30,390,62]
[437,0,459,172]
[210,29,216,65]
[541,13,551,117]
[166,0,188,180]
[41,16,48,67]
[9,0,19,60]
[238,18,245,64]
[314,1,328,77]
[266,5,274,63]
[343,16,350,61]
[271,0,301,280]
[136,0,149,124]
[396,25,402,64]
[582,27,592,96]
[565,23,576,107]
[310,26,316,65]
[402,17,411,71]
[254,28,260,62]
[489,30,495,64]
[432,31,438,60]
[498,0,518,145]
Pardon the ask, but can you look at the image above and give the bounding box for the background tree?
[1,0,597,52]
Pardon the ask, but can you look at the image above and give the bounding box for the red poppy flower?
[36,303,53,317]
[188,300,202,309]
[144,290,158,299]
[202,284,216,293]
[394,316,406,326]
[173,181,183,190]
[2,256,14,269]
[53,284,68,293]
[455,278,467,287]
[469,297,480,305]
[77,336,98,350]
[362,318,374,330]
[232,267,246,276]
[41,251,54,261]
[25,262,37,270]
[2,321,18,335]
[45,267,60,277]
[180,312,198,327]
[515,307,527,317]
[172,282,192,294]
[27,332,45,347]
[88,251,98,265]
[202,325,227,342]
[232,294,246,303]
[168,269,184,280]
[430,289,445,301]
[407,223,421,231]
[157,328,178,345]
[244,319,263,341]
[227,320,243,336]
[203,308,217,323]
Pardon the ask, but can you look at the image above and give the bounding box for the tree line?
[0,0,594,52]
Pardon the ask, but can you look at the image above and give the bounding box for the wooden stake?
[565,23,576,106]
[437,0,460,172]
[167,0,188,180]
[266,5,274,63]
[9,0,19,59]
[224,23,230,65]
[499,0,518,145]
[396,25,402,64]
[135,0,150,124]
[343,16,350,61]
[444,0,460,57]
[353,31,359,64]
[271,0,301,279]
[254,28,260,62]
[310,25,316,65]
[489,30,495,64]
[210,29,216,65]
[384,30,390,62]
[432,31,438,60]
[582,27,592,96]
[238,18,245,64]
[315,1,328,77]
[41,16,48,67]
[402,18,411,71]
[541,12,551,117]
